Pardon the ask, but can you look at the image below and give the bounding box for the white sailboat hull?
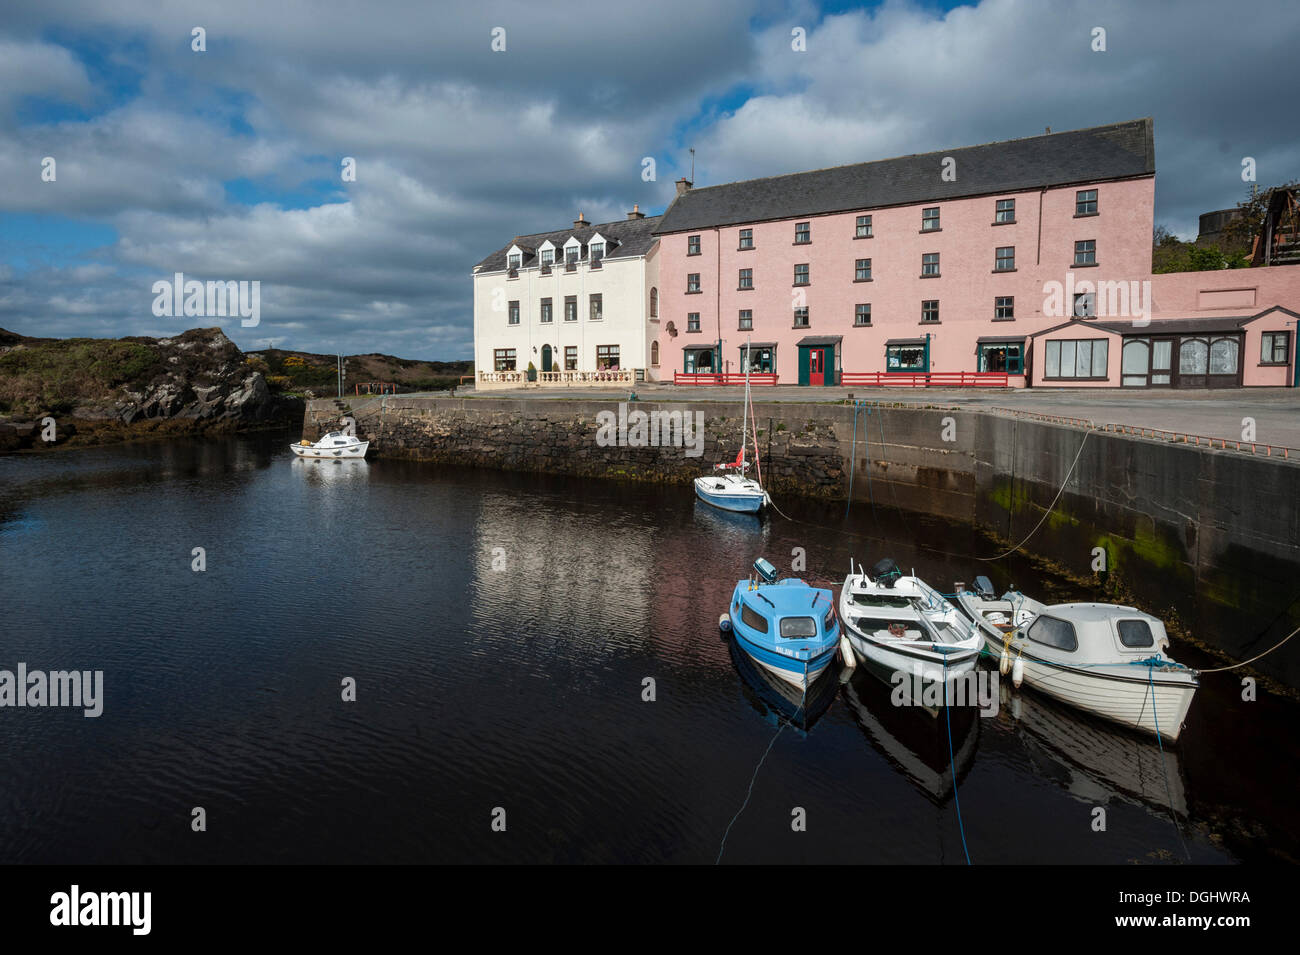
[291,441,369,458]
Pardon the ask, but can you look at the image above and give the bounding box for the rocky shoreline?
[0,326,304,452]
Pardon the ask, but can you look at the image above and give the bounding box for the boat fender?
[839,634,856,668]
[719,613,732,633]
[999,647,1010,676]
[1011,656,1024,689]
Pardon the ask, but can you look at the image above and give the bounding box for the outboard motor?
[974,575,996,599]
[753,557,779,584]
[868,558,901,588]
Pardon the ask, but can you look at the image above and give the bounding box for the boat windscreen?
[779,616,818,639]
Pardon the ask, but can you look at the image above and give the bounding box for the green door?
[541,344,552,373]
[799,346,835,386]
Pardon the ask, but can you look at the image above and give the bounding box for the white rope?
[974,428,1091,562]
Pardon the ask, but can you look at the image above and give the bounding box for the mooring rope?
[1148,667,1191,860]
[972,428,1091,562]
[764,404,1091,565]
[1195,624,1300,673]
[942,656,972,865]
[715,661,808,864]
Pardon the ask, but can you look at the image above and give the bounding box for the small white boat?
[694,336,769,514]
[290,431,369,459]
[952,578,1198,742]
[694,462,770,513]
[839,558,983,683]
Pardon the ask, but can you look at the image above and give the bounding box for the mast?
[740,336,751,470]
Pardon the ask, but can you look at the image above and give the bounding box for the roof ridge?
[511,213,663,244]
[679,118,1152,196]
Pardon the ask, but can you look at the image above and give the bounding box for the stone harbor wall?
[302,396,847,498]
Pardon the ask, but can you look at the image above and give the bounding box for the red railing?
[838,371,1011,387]
[674,372,780,385]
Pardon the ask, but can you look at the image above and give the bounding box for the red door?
[809,349,824,386]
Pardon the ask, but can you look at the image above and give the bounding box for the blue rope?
[1148,666,1190,860]
[943,657,972,865]
[845,400,859,518]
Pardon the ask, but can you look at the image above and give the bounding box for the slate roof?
[474,214,662,273]
[655,119,1155,235]
[1092,317,1251,335]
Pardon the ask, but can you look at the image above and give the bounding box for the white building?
[472,207,662,387]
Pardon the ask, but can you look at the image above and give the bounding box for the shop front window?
[887,345,926,372]
[741,347,774,373]
[979,342,1023,374]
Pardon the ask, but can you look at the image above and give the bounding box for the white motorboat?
[952,577,1198,742]
[290,430,369,459]
[839,558,983,683]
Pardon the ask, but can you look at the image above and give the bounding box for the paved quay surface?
[419,385,1300,450]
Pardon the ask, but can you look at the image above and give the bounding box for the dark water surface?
[1,430,1296,864]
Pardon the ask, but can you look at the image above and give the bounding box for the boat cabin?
[735,580,837,642]
[1024,604,1169,662]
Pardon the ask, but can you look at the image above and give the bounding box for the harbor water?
[1,429,1296,863]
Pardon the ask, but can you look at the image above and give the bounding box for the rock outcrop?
[0,326,302,450]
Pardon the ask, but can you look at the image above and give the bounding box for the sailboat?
[693,339,770,513]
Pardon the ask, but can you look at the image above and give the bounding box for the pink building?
[653,119,1298,389]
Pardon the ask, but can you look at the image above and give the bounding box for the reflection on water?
[292,457,371,487]
[0,429,1294,863]
[727,635,840,734]
[842,655,980,806]
[997,681,1189,818]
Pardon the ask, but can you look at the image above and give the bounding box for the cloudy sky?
[1,0,1296,360]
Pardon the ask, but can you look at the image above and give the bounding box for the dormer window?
[540,249,554,266]
[566,247,579,263]
[590,242,604,261]
[507,253,521,270]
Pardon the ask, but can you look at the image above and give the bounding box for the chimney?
[675,178,693,196]
[573,212,588,229]
[626,203,645,220]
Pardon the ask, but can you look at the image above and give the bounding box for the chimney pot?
[573,212,587,229]
[675,178,693,196]
[626,203,645,220]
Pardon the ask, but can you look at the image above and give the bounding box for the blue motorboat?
[720,558,841,690]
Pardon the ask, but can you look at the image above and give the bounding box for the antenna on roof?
[690,148,695,183]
